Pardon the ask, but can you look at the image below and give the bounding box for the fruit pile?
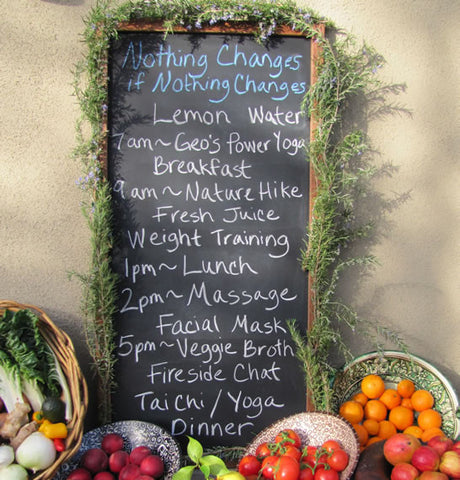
[383,432,460,479]
[338,374,446,449]
[238,428,351,480]
[65,433,165,480]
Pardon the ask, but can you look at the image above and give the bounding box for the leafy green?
[0,309,72,419]
[0,350,24,412]
[173,437,229,480]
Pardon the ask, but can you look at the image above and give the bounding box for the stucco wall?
[1,0,459,429]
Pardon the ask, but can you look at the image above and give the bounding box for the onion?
[0,445,14,469]
[0,464,28,480]
[15,431,56,472]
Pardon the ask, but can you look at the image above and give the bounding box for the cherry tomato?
[239,454,262,477]
[321,440,342,453]
[275,429,302,449]
[257,442,275,460]
[316,452,328,468]
[326,449,349,472]
[301,446,317,465]
[299,467,315,480]
[261,455,279,479]
[281,445,301,462]
[314,467,339,480]
[303,446,317,456]
[273,455,300,480]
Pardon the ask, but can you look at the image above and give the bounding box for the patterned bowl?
[54,420,181,480]
[243,412,360,480]
[332,350,460,438]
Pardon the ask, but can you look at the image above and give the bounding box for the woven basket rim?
[0,300,88,480]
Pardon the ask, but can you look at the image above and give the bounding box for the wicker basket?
[0,300,88,480]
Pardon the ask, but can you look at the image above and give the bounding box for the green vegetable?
[0,349,24,412]
[41,397,66,424]
[0,309,72,420]
[1,309,46,412]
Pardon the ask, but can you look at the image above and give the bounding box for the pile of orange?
[338,374,445,449]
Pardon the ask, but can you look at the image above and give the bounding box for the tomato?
[239,454,262,477]
[257,442,275,460]
[275,429,302,449]
[321,440,342,453]
[281,445,301,462]
[326,449,349,472]
[299,467,314,480]
[301,454,316,469]
[273,455,300,480]
[314,467,339,480]
[261,455,278,479]
[301,446,317,467]
[315,452,328,468]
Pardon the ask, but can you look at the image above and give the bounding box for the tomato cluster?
[238,429,350,480]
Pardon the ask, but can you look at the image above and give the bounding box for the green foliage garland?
[73,0,404,423]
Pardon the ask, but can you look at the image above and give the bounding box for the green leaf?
[200,464,211,479]
[200,455,229,476]
[172,465,196,480]
[187,436,203,464]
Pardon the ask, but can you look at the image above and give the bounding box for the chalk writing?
[109,31,311,448]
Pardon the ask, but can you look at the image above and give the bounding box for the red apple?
[418,472,449,480]
[129,445,151,465]
[411,446,440,472]
[451,441,460,454]
[390,462,419,480]
[109,450,130,473]
[439,450,460,478]
[119,463,140,480]
[80,448,109,474]
[101,433,124,455]
[94,472,115,480]
[384,433,421,466]
[66,468,92,480]
[140,454,164,478]
[428,436,454,457]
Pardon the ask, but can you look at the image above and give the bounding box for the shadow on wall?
[326,34,413,365]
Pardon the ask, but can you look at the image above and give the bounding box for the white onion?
[15,432,56,472]
[0,464,28,480]
[0,446,14,469]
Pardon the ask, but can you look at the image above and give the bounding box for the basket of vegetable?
[0,300,88,480]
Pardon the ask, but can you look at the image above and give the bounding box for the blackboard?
[108,28,313,448]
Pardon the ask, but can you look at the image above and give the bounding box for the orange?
[361,374,386,399]
[364,399,388,422]
[417,408,442,431]
[411,389,434,412]
[388,405,414,431]
[401,398,413,410]
[397,379,416,398]
[365,436,384,448]
[353,423,369,447]
[379,388,401,410]
[353,392,369,406]
[378,420,397,439]
[403,425,423,439]
[339,400,364,424]
[421,427,445,443]
[363,418,380,436]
